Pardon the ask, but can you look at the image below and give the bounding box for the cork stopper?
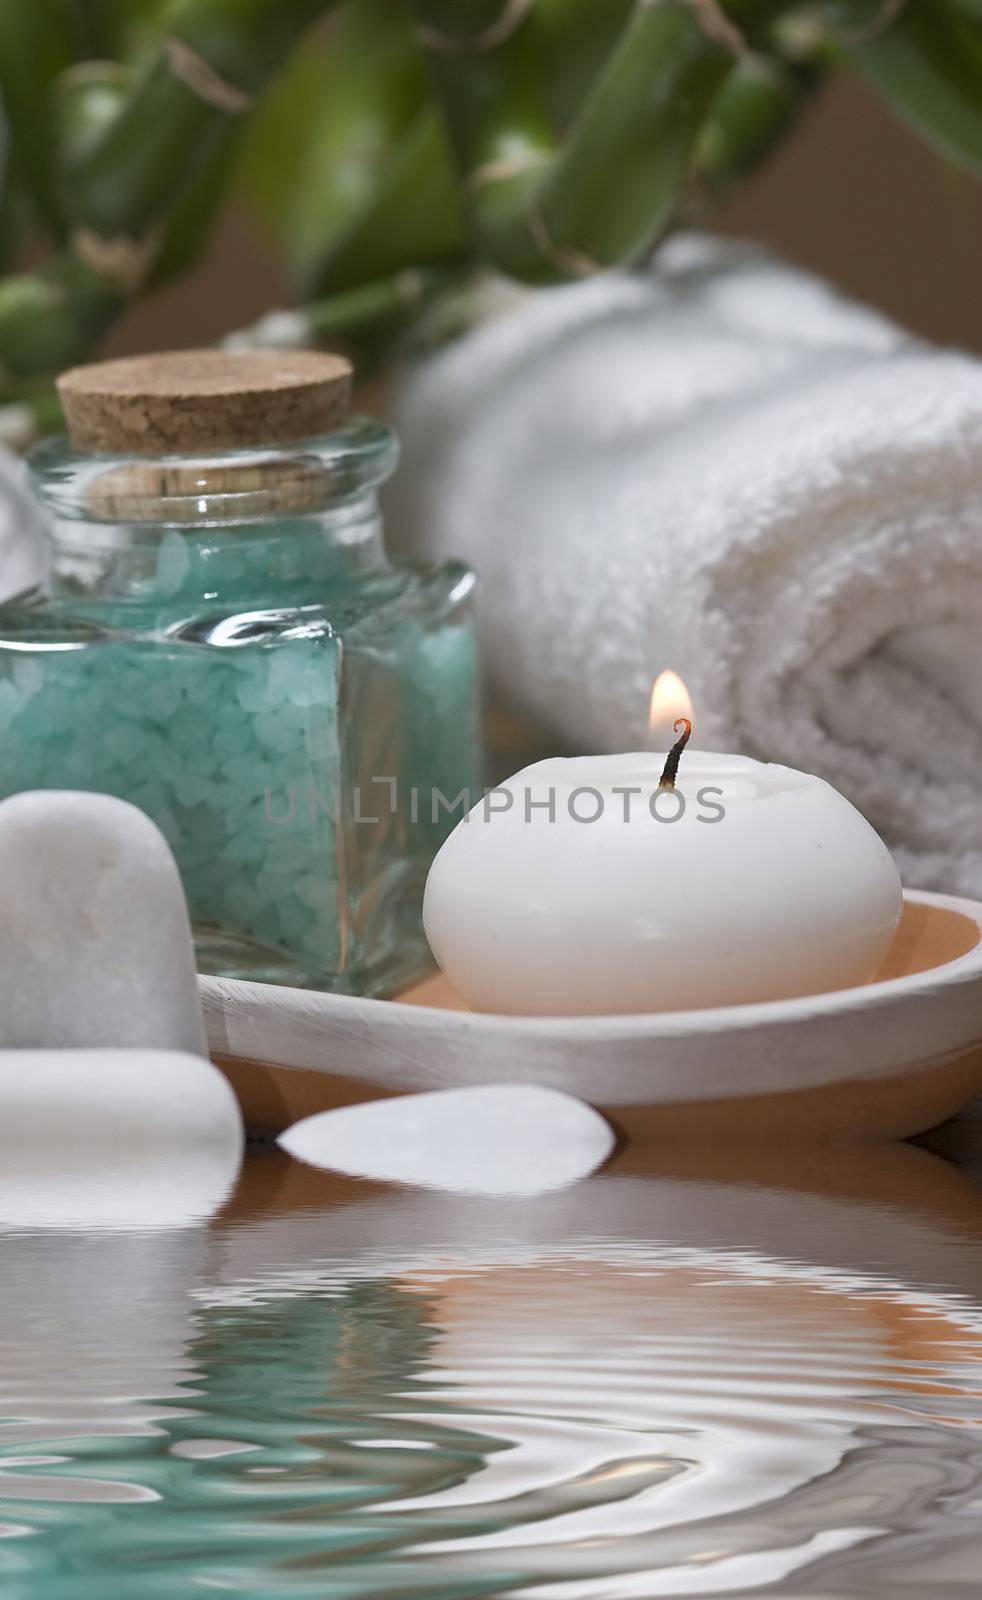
[57,348,353,456]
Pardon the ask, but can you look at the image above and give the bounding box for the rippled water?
[4,1138,982,1597]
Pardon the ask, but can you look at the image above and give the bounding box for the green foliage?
[535,0,635,130]
[0,0,980,439]
[240,0,431,290]
[846,0,982,175]
[695,55,821,195]
[0,0,77,240]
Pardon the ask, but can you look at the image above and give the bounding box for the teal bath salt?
[0,350,481,993]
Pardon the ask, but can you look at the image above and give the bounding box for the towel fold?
[388,237,982,895]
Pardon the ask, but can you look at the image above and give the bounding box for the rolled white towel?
[388,237,982,896]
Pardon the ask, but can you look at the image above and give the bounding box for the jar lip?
[28,414,398,525]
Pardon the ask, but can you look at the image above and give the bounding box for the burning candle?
[648,668,694,748]
[423,678,903,1016]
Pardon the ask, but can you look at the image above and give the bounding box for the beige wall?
[716,76,982,351]
[106,73,982,362]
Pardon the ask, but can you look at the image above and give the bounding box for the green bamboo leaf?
[0,0,77,238]
[0,175,39,274]
[75,1,178,64]
[534,0,634,129]
[53,64,130,168]
[847,0,982,175]
[410,0,558,279]
[239,0,429,289]
[695,53,822,195]
[64,0,333,241]
[147,125,244,289]
[0,258,119,377]
[313,107,467,295]
[520,0,733,281]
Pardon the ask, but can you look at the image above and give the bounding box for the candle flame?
[648,670,693,734]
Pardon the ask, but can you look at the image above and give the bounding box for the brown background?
[106,75,982,361]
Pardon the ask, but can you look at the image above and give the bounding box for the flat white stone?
[0,790,207,1053]
[0,1048,243,1229]
[277,1085,615,1195]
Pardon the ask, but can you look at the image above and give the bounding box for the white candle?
[423,750,903,1016]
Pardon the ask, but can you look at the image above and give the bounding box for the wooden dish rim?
[202,890,982,1043]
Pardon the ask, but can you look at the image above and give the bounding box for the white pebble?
[278,1085,615,1195]
[0,1048,242,1229]
[0,790,207,1053]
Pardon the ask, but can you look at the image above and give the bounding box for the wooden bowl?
[202,890,982,1143]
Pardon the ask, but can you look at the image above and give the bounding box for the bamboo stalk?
[146,126,244,290]
[240,0,430,291]
[410,0,555,279]
[694,52,823,196]
[67,1,176,64]
[54,61,130,169]
[414,0,736,282]
[0,176,38,274]
[0,0,77,239]
[224,265,462,353]
[412,0,799,283]
[519,1,733,280]
[535,0,634,130]
[0,258,120,378]
[63,0,336,242]
[312,107,467,295]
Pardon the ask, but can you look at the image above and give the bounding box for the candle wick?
[658,717,692,789]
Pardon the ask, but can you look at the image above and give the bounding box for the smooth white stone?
[0,1048,243,1229]
[0,790,207,1053]
[277,1085,615,1195]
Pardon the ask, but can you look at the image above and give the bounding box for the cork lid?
[57,348,353,455]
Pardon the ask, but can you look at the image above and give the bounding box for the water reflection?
[3,1133,982,1595]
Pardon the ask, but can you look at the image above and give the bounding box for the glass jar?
[0,351,481,995]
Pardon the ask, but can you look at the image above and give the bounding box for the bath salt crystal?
[12,656,43,697]
[32,688,76,736]
[287,670,329,708]
[234,674,271,714]
[254,709,301,753]
[128,780,171,817]
[103,721,154,765]
[214,718,253,756]
[266,649,299,704]
[154,529,191,595]
[61,749,98,786]
[295,874,332,911]
[141,677,186,722]
[0,680,20,728]
[223,829,271,868]
[174,773,217,808]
